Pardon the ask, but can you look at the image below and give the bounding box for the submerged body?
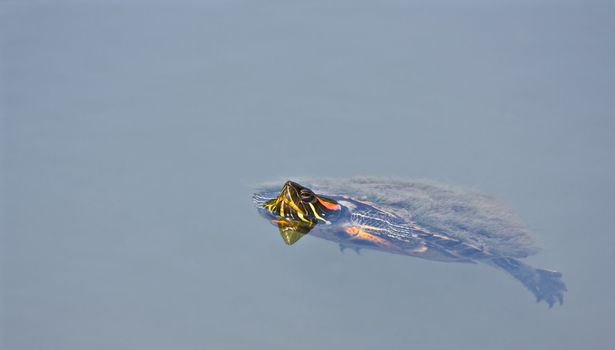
[254,178,567,307]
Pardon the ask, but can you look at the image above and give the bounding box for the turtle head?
[262,181,341,245]
[264,181,341,225]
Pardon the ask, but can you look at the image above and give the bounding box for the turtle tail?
[486,257,567,307]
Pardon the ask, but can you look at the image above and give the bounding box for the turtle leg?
[340,225,434,256]
[486,257,567,307]
[341,225,402,252]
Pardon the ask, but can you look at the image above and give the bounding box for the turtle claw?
[527,269,566,307]
[490,258,567,307]
[533,269,567,308]
[339,244,361,255]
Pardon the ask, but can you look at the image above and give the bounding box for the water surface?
[2,1,615,349]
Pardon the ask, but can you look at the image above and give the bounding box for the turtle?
[253,178,567,307]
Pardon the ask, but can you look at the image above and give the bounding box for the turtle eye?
[300,189,315,202]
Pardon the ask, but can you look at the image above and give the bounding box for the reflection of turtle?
[253,178,567,307]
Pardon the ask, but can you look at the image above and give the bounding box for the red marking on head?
[317,197,341,211]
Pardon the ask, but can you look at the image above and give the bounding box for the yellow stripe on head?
[308,202,331,224]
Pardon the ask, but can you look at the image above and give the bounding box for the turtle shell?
[258,177,538,258]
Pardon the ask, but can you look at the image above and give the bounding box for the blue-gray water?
[2,1,614,349]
